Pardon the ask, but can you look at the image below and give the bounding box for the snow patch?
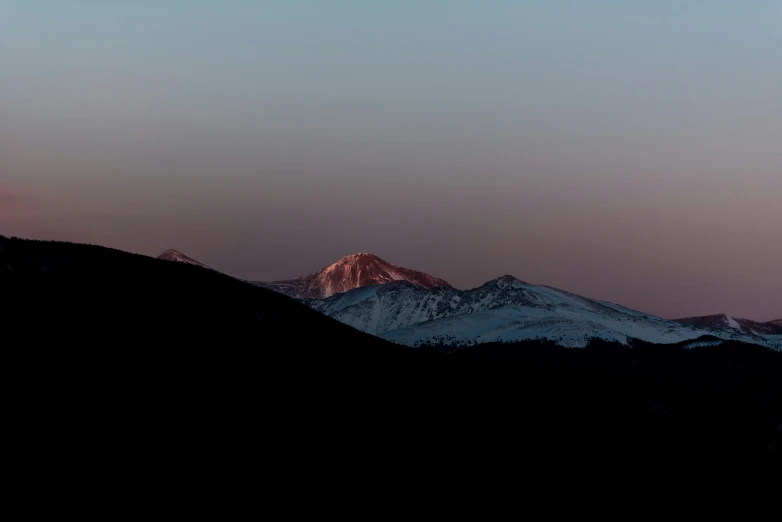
[684,340,724,349]
[724,315,741,330]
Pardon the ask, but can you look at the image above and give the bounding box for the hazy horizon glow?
[1,1,780,320]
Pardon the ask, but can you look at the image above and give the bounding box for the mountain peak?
[157,249,212,270]
[260,253,450,299]
[336,252,383,264]
[487,275,527,286]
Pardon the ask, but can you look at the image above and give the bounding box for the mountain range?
[5,235,781,469]
[157,249,781,350]
[308,276,778,348]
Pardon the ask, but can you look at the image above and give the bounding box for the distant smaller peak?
[158,249,183,257]
[488,275,526,285]
[156,249,212,270]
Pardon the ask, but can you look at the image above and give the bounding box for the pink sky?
[1,2,780,321]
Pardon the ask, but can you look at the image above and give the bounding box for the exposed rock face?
[255,253,451,299]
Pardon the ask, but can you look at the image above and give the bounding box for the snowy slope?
[764,336,782,351]
[309,276,771,348]
[254,253,450,299]
[675,314,782,336]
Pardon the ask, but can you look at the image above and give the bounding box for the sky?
[1,1,780,321]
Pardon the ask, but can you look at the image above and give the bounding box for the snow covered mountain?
[154,248,780,350]
[772,319,782,327]
[254,253,450,299]
[157,249,214,271]
[308,276,773,348]
[674,314,782,336]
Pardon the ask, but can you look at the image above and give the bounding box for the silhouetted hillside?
[0,235,390,351]
[2,235,779,476]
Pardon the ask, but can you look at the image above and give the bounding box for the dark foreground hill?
[1,235,779,485]
[0,235,391,350]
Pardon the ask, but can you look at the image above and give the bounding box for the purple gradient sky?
[1,1,780,320]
